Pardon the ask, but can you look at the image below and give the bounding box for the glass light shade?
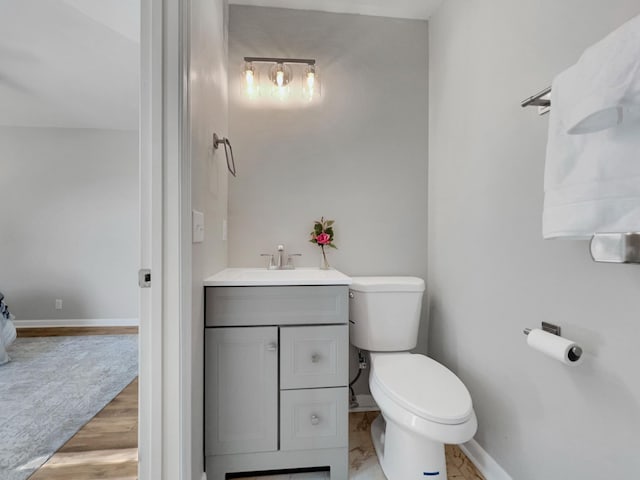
[302,65,321,101]
[269,63,292,99]
[242,62,260,98]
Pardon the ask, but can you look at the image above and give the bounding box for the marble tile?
[348,411,386,480]
[446,444,485,480]
[349,412,485,480]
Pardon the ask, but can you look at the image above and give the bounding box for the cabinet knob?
[311,353,321,363]
[310,414,320,426]
[266,342,277,352]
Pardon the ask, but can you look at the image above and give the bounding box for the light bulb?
[269,63,291,99]
[242,62,259,98]
[302,65,321,101]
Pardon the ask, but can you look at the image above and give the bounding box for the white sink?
[204,267,352,286]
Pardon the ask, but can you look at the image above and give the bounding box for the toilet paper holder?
[523,321,583,362]
[523,321,561,337]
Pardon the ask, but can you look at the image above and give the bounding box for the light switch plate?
[192,210,205,243]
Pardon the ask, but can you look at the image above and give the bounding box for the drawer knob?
[266,342,277,352]
[311,353,321,363]
[310,414,320,426]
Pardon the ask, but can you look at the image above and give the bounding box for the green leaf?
[314,224,323,235]
[328,243,338,249]
[325,220,334,226]
[309,239,317,244]
[325,227,334,236]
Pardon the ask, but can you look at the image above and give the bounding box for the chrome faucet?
[260,244,302,270]
[276,244,285,269]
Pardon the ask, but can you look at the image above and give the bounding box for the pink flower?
[316,233,331,245]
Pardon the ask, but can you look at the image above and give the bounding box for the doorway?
[0,0,141,477]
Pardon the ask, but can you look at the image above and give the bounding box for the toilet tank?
[349,276,425,352]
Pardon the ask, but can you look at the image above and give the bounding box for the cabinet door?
[205,327,278,455]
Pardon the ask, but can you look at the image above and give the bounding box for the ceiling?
[0,0,139,131]
[0,0,437,131]
[229,0,444,20]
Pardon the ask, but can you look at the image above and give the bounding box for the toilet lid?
[371,354,473,425]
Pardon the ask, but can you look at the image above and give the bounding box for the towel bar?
[521,86,551,115]
[213,133,237,177]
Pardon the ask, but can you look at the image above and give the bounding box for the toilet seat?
[371,354,473,425]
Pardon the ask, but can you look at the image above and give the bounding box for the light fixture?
[242,57,321,102]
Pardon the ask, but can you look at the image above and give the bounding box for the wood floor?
[28,378,138,480]
[17,326,138,337]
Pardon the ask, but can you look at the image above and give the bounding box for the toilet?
[349,276,477,480]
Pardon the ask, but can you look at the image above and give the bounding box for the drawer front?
[280,387,348,451]
[280,325,348,389]
[205,286,348,327]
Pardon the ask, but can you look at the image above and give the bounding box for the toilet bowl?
[349,277,477,480]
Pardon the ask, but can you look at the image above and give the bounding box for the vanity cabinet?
[204,284,350,480]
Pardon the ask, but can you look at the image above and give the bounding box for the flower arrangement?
[310,217,337,269]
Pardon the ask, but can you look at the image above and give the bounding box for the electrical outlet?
[55,299,63,310]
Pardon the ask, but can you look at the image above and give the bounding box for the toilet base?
[371,413,447,480]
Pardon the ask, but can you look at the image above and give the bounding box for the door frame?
[139,0,192,478]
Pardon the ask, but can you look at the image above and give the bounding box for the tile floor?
[234,411,484,480]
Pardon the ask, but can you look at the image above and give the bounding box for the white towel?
[543,14,640,239]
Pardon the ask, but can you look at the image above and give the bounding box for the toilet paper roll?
[526,328,584,366]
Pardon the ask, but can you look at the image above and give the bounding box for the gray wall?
[428,2,640,478]
[228,7,429,383]
[0,126,138,320]
[189,0,228,476]
[228,6,428,278]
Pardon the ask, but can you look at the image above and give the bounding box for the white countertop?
[204,267,352,286]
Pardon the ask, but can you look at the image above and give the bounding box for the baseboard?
[349,394,380,412]
[14,318,139,328]
[460,439,512,480]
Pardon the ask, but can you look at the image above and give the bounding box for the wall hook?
[213,133,237,177]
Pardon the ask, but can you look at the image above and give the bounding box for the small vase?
[319,247,330,270]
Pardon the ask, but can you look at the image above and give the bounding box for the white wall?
[189,0,228,476]
[0,126,138,321]
[428,2,640,478]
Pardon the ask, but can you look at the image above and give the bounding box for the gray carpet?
[0,334,138,480]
